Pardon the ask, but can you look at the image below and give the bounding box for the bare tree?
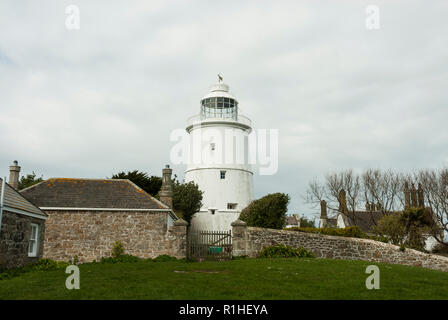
[305,167,448,247]
[362,169,403,214]
[415,168,448,247]
[305,169,361,219]
[305,168,403,227]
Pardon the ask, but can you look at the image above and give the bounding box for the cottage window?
[220,171,226,179]
[28,224,39,257]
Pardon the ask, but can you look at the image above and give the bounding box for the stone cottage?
[0,162,48,269]
[285,214,301,228]
[20,167,187,263]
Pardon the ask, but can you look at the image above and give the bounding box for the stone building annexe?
[20,177,187,263]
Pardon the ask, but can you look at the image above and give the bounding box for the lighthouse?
[185,78,254,231]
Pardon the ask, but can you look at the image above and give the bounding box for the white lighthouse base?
[190,210,240,232]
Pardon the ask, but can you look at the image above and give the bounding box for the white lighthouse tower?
[185,78,254,231]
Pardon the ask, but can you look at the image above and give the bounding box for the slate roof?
[343,211,385,233]
[20,178,169,210]
[342,208,438,234]
[0,178,47,218]
[327,217,338,228]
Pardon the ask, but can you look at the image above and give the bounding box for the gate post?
[172,218,188,258]
[231,219,248,257]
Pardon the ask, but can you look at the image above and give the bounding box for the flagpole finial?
[218,74,223,83]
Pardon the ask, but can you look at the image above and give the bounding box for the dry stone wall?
[231,220,448,272]
[43,210,187,263]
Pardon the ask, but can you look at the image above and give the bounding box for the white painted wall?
[337,214,346,228]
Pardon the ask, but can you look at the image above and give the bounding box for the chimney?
[417,183,425,208]
[338,189,348,214]
[411,183,418,207]
[9,160,20,190]
[319,199,328,228]
[404,182,410,209]
[159,164,173,208]
[293,213,300,227]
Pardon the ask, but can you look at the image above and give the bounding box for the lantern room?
[200,83,238,121]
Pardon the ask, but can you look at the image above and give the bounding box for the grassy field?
[1,258,448,300]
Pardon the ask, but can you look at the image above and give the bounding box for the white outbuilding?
[185,80,254,231]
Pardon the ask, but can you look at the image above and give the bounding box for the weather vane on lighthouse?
[218,73,223,83]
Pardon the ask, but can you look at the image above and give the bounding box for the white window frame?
[28,223,39,257]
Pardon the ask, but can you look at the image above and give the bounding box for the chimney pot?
[9,160,21,190]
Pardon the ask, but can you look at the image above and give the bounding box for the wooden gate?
[187,230,232,261]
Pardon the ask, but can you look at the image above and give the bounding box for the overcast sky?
[0,0,447,219]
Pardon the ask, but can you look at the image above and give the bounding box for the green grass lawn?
[1,258,448,300]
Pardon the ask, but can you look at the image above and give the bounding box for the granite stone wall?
[231,220,448,272]
[0,211,45,269]
[43,210,187,263]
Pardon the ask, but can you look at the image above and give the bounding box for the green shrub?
[432,243,448,255]
[259,244,314,258]
[31,259,69,271]
[0,259,69,281]
[153,254,178,262]
[286,226,367,238]
[369,235,389,243]
[299,217,316,228]
[232,255,248,260]
[111,241,125,258]
[239,193,290,229]
[100,254,140,264]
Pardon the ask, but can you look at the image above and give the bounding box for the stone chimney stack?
[404,182,410,209]
[159,164,173,208]
[365,202,371,212]
[9,160,21,190]
[411,183,418,207]
[417,183,425,208]
[338,189,348,214]
[319,199,328,228]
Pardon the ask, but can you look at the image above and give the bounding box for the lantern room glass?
[200,97,238,120]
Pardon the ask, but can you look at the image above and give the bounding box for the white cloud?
[0,0,447,218]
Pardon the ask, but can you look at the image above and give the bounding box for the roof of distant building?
[327,217,338,228]
[342,211,385,233]
[285,215,300,226]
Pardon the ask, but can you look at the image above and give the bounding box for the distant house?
[0,163,47,269]
[285,214,300,228]
[20,167,184,263]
